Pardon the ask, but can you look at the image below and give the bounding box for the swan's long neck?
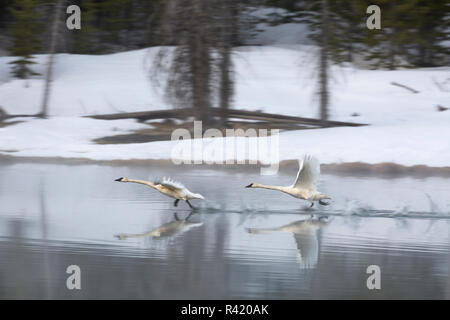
[247,227,280,234]
[251,183,287,192]
[125,179,157,189]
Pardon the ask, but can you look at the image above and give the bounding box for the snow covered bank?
[0,46,449,168]
[1,45,448,121]
[1,113,450,169]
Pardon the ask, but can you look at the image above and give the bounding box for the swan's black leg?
[186,200,194,209]
[310,202,314,208]
[174,199,179,207]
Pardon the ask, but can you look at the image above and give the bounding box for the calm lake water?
[0,161,449,299]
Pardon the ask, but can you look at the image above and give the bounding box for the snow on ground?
[0,49,165,116]
[0,45,449,167]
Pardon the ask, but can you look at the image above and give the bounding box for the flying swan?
[245,155,331,207]
[115,177,204,209]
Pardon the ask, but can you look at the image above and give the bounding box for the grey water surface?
[0,161,449,299]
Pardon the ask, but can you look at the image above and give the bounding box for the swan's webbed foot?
[319,200,330,206]
[174,199,179,207]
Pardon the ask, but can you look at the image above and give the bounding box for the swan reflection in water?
[247,216,329,269]
[115,212,203,242]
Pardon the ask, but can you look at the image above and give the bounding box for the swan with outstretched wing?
[246,155,330,207]
[115,176,204,209]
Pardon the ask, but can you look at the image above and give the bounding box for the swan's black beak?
[115,177,123,182]
[245,183,253,188]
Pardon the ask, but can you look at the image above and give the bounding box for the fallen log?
[390,82,419,94]
[0,107,38,121]
[87,107,367,128]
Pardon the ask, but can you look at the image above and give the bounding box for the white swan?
[115,177,204,209]
[245,155,331,207]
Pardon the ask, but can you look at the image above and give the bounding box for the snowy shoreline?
[2,114,450,169]
[1,46,449,169]
[2,154,449,178]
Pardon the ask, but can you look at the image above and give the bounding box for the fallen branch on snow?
[390,82,420,94]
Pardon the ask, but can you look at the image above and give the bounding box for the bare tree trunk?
[218,0,236,126]
[190,0,211,124]
[319,0,329,122]
[219,44,231,124]
[153,0,239,126]
[39,0,64,118]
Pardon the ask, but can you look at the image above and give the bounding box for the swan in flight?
[115,177,204,209]
[245,155,330,207]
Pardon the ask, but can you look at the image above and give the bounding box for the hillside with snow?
[0,44,449,168]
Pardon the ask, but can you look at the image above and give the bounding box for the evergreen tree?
[269,0,449,68]
[362,0,420,69]
[8,0,43,79]
[409,0,449,67]
[297,0,367,65]
[217,0,239,124]
[295,0,336,120]
[0,0,15,29]
[72,0,100,54]
[362,0,449,69]
[327,0,368,64]
[40,0,65,118]
[97,0,135,51]
[152,0,240,124]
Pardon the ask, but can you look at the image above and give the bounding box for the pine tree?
[40,0,65,118]
[8,0,43,79]
[360,0,418,69]
[217,0,239,124]
[152,0,239,125]
[296,0,336,121]
[97,0,135,51]
[327,0,368,64]
[361,0,449,69]
[297,0,367,65]
[0,0,15,29]
[72,0,100,54]
[410,0,449,67]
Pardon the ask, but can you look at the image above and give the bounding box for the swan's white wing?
[293,155,320,190]
[154,177,185,192]
[155,177,204,199]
